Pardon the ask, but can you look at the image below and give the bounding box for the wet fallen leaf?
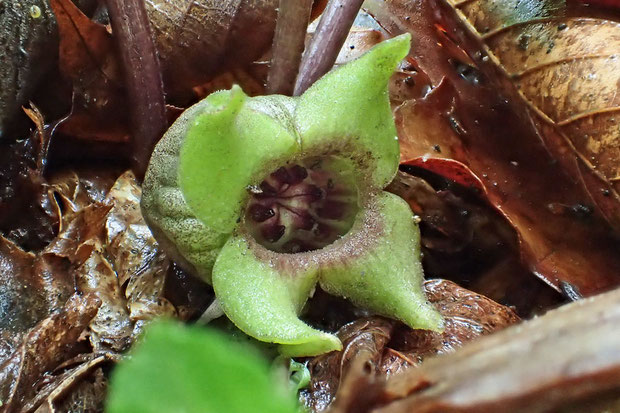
[0,107,60,250]
[50,0,129,143]
[144,0,279,98]
[342,286,620,413]
[380,278,520,375]
[302,318,394,413]
[48,168,119,229]
[0,235,74,366]
[366,0,620,296]
[440,0,620,233]
[387,170,563,315]
[44,203,112,264]
[0,293,101,413]
[0,0,57,139]
[49,0,323,144]
[43,170,177,352]
[75,236,134,353]
[23,354,110,412]
[0,165,179,410]
[301,279,519,411]
[104,171,176,327]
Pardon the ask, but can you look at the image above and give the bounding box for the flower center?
[245,156,359,253]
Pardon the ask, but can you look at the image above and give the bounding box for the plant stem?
[293,0,364,96]
[267,0,314,96]
[105,0,167,180]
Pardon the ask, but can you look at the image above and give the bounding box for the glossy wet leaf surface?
[330,287,620,413]
[442,0,620,231]
[301,279,520,412]
[366,0,620,296]
[0,0,58,139]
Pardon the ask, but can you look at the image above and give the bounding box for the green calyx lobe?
[141,33,443,357]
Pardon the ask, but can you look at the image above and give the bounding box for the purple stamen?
[246,161,357,253]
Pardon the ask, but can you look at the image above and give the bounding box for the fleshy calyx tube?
[141,34,443,356]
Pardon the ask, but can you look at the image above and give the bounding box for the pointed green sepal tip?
[278,333,343,358]
[318,192,443,333]
[212,233,342,357]
[295,33,412,189]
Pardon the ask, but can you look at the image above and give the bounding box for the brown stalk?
[105,0,167,180]
[294,0,364,96]
[267,0,314,95]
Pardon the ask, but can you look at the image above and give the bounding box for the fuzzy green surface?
[318,192,443,332]
[106,321,298,413]
[140,34,442,356]
[211,190,441,357]
[294,34,408,189]
[173,34,411,282]
[213,234,342,357]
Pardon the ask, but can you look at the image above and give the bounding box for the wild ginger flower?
[141,34,442,356]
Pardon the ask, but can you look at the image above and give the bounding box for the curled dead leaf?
[0,293,101,413]
[104,171,176,325]
[302,279,519,411]
[367,0,620,296]
[439,0,620,232]
[364,287,620,413]
[22,354,110,412]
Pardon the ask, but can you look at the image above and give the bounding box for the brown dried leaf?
[24,354,109,412]
[0,294,101,413]
[44,203,112,264]
[366,287,620,413]
[75,237,133,353]
[302,280,519,411]
[441,0,620,231]
[302,318,395,412]
[50,0,129,143]
[48,168,118,229]
[105,171,176,325]
[44,202,133,352]
[380,279,520,376]
[367,0,620,296]
[0,236,74,365]
[145,0,279,97]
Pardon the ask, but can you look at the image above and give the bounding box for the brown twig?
[105,0,167,180]
[294,0,364,96]
[267,0,314,95]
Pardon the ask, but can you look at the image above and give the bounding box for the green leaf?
[106,320,299,413]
